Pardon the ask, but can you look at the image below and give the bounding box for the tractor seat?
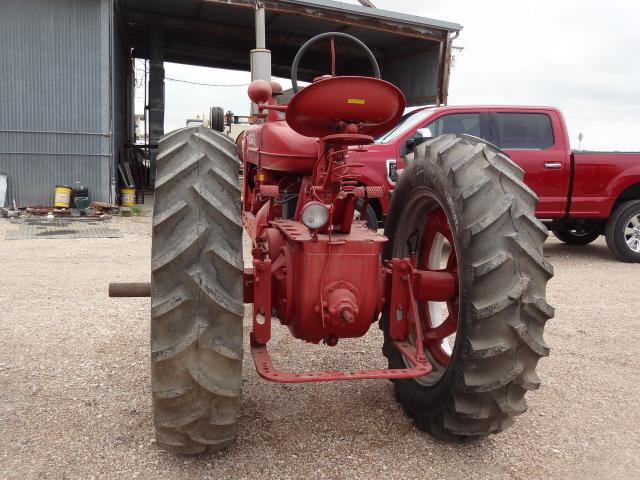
[286,76,405,139]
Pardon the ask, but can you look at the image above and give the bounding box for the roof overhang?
[117,0,462,105]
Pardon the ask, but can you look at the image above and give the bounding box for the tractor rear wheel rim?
[395,191,460,387]
[417,207,459,370]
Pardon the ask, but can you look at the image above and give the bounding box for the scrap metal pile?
[1,202,119,221]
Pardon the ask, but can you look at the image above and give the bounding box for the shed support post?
[148,27,164,185]
[437,33,452,106]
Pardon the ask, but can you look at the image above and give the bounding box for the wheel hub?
[392,192,460,387]
[624,214,640,252]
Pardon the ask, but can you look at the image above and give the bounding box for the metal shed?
[0,0,461,207]
[0,0,118,207]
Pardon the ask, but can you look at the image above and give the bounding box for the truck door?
[489,110,569,217]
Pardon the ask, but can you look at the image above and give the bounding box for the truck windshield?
[375,108,435,144]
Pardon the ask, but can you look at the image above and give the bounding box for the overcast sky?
[138,0,640,151]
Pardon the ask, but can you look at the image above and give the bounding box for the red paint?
[242,57,465,383]
[251,258,272,345]
[257,220,387,343]
[416,208,458,365]
[250,341,431,383]
[247,79,272,104]
[244,121,317,173]
[249,255,438,383]
[413,270,456,302]
[243,75,404,350]
[493,107,571,217]
[285,76,404,138]
[570,152,640,218]
[354,105,640,224]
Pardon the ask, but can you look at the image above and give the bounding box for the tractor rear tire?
[151,126,243,454]
[381,134,554,440]
[552,229,599,245]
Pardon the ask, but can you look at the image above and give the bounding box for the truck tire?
[381,134,554,440]
[605,199,640,262]
[552,229,599,246]
[151,126,243,454]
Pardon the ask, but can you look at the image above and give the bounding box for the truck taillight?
[386,159,397,185]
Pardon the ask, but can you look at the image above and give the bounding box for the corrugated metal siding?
[384,47,442,107]
[0,0,112,206]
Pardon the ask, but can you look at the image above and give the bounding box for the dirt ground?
[1,214,639,480]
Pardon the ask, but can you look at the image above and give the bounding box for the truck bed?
[572,150,640,155]
[569,151,640,218]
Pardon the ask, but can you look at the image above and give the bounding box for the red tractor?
[121,32,553,454]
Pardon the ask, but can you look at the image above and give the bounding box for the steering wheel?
[291,32,381,93]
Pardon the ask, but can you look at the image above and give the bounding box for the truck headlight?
[301,202,329,230]
[386,159,397,185]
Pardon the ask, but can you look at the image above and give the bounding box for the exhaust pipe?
[250,1,271,114]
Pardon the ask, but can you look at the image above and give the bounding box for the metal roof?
[119,0,461,85]
[278,0,461,33]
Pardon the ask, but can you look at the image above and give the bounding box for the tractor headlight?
[301,202,329,230]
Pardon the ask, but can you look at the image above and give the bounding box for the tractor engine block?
[264,220,386,344]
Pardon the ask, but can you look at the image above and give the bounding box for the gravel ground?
[1,214,639,480]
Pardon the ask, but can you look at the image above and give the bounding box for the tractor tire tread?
[151,126,243,454]
[381,134,553,440]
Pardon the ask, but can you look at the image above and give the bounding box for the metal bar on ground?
[108,282,151,297]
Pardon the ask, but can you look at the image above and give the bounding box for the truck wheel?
[552,229,599,245]
[151,126,243,454]
[381,134,554,440]
[605,200,640,262]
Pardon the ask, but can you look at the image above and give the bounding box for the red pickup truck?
[351,106,640,262]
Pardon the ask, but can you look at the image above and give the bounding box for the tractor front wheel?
[151,126,243,454]
[382,134,554,440]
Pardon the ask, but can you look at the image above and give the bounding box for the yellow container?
[121,188,136,207]
[54,185,72,208]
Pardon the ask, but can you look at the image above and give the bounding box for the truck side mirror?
[416,127,433,140]
[405,127,434,153]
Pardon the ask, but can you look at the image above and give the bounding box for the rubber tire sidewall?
[606,200,640,262]
[552,229,599,246]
